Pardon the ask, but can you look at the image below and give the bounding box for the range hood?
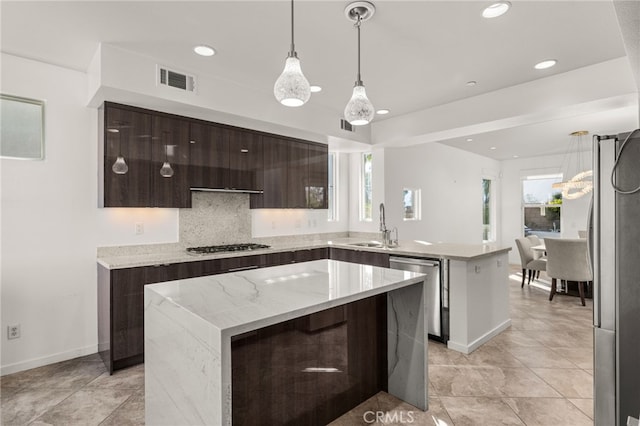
[190,187,264,194]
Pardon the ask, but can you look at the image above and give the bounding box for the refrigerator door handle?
[587,193,597,327]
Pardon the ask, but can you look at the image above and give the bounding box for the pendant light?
[273,0,310,107]
[160,131,174,178]
[111,121,129,175]
[344,1,376,126]
[551,131,593,199]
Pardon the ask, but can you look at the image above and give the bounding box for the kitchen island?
[144,259,428,425]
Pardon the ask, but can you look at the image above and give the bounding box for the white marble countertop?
[144,259,425,336]
[98,237,511,269]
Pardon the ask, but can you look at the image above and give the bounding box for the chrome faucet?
[380,203,393,247]
[379,203,387,233]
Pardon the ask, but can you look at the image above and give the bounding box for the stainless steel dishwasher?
[389,256,449,342]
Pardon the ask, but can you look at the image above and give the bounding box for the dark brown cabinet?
[252,136,288,208]
[251,137,328,209]
[287,141,308,208]
[307,143,329,209]
[102,104,153,207]
[189,123,263,192]
[189,122,228,189]
[329,248,390,268]
[228,129,263,191]
[152,115,191,208]
[101,103,190,208]
[99,248,332,373]
[101,102,325,209]
[294,247,329,262]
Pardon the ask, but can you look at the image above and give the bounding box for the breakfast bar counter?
[144,259,428,425]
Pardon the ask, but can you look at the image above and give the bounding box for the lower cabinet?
[329,247,390,268]
[98,246,380,373]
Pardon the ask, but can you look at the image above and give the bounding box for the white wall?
[500,153,592,264]
[383,143,501,245]
[0,54,181,375]
[1,54,98,373]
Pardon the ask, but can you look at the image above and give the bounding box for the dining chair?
[526,235,544,279]
[545,238,592,306]
[578,230,588,238]
[515,237,547,288]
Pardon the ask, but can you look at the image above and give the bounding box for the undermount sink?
[348,241,384,248]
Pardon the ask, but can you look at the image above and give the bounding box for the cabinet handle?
[190,140,196,144]
[228,265,259,272]
[240,149,249,153]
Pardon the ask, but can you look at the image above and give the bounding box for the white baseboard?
[447,319,512,354]
[1,344,99,376]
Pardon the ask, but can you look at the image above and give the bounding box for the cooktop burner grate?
[186,243,270,255]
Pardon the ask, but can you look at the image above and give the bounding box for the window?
[522,174,563,238]
[482,179,495,242]
[327,152,338,221]
[403,188,421,220]
[360,152,373,221]
[0,94,45,160]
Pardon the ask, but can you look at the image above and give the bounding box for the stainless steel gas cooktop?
[186,243,270,255]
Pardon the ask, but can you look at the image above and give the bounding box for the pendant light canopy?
[274,0,310,107]
[111,121,129,175]
[344,2,376,126]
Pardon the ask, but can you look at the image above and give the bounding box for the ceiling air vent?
[157,66,196,92]
[340,119,354,132]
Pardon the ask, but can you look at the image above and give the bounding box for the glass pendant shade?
[112,156,129,175]
[160,162,174,178]
[344,84,375,126]
[274,56,311,107]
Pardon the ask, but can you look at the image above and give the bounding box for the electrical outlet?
[8,324,20,340]
[135,223,144,235]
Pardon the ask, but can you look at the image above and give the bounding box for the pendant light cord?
[289,0,295,56]
[163,131,169,162]
[610,128,640,194]
[355,13,362,85]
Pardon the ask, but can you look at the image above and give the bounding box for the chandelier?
[551,131,593,200]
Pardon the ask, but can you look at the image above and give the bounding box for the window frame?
[482,178,496,243]
[359,152,373,222]
[402,188,421,221]
[327,152,338,222]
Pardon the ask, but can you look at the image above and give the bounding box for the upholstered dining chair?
[515,237,547,288]
[545,238,592,306]
[578,230,588,238]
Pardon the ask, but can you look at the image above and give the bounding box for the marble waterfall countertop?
[145,259,425,336]
[98,237,511,269]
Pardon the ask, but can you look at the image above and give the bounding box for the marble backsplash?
[179,191,252,246]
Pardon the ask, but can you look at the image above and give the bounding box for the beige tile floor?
[1,268,593,425]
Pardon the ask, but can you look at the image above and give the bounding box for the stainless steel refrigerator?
[591,130,640,425]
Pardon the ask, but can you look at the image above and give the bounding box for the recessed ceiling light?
[534,59,557,70]
[376,109,390,115]
[466,138,473,142]
[490,146,497,150]
[513,155,519,158]
[310,85,322,93]
[466,80,477,87]
[194,45,216,57]
[482,1,511,18]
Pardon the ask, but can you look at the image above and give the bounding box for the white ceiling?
[1,1,639,159]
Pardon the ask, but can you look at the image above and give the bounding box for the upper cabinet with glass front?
[100,102,190,208]
[99,102,327,209]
